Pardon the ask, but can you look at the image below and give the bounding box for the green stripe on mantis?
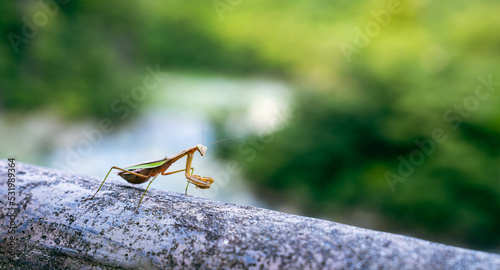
[125,159,167,170]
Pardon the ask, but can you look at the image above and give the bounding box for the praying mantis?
[82,144,214,212]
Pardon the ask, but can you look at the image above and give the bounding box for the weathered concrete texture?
[0,160,499,270]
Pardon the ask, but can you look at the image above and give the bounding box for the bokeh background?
[1,0,500,253]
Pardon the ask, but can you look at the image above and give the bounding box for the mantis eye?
[197,144,207,156]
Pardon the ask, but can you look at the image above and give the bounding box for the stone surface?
[1,160,499,269]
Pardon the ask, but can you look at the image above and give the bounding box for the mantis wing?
[124,159,167,170]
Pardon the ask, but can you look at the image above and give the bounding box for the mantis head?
[196,144,208,156]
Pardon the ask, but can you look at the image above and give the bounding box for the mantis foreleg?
[184,153,213,193]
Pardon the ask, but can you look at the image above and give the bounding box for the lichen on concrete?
[1,160,499,269]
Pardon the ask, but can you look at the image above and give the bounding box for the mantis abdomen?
[118,168,154,184]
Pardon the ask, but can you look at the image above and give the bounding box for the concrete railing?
[1,160,499,269]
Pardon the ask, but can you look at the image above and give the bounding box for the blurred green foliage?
[216,78,500,250]
[2,0,500,251]
[210,1,500,250]
[0,1,273,120]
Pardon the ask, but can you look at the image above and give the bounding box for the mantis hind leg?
[83,166,149,201]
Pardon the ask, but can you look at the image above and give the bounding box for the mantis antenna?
[207,137,241,146]
[201,121,241,146]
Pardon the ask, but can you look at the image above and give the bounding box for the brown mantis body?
[83,144,214,212]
